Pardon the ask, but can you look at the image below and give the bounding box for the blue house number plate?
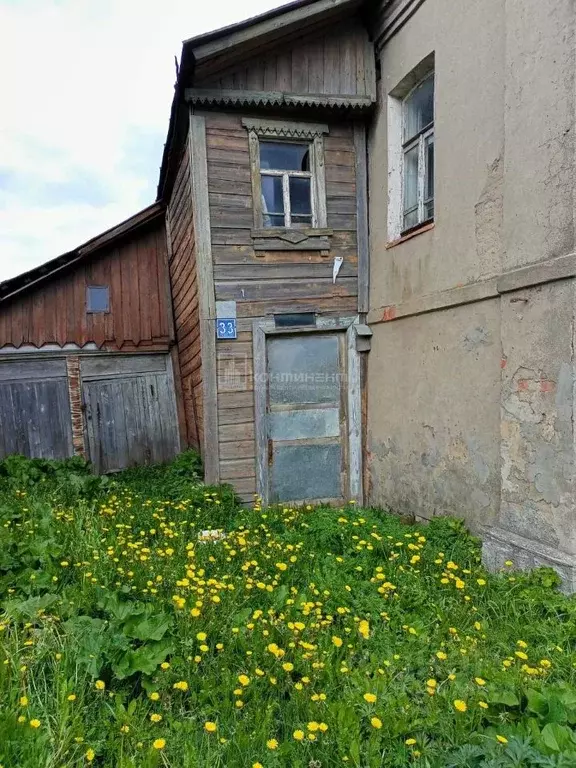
[217,319,237,339]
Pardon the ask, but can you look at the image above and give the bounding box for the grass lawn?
[2,454,576,767]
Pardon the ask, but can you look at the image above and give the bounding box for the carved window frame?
[243,117,331,250]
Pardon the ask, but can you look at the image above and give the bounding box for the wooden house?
[0,204,183,473]
[160,0,375,503]
[0,0,374,507]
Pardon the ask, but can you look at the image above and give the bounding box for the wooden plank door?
[0,357,73,460]
[265,333,347,503]
[82,355,180,473]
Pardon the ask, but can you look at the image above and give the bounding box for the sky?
[0,0,286,282]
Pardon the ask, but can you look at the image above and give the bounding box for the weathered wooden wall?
[203,111,359,501]
[0,358,73,459]
[167,145,203,451]
[0,220,172,352]
[200,20,375,99]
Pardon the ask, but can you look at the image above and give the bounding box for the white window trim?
[243,118,329,231]
[387,54,435,243]
[260,163,316,228]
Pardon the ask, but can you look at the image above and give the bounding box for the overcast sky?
[0,0,285,282]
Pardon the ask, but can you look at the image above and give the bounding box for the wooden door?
[265,333,347,503]
[82,355,180,473]
[0,357,73,460]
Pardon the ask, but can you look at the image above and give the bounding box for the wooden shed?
[160,0,374,503]
[0,204,183,472]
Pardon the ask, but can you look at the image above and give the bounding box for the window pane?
[260,141,310,171]
[87,286,109,312]
[403,144,419,216]
[270,443,341,502]
[424,134,434,220]
[403,208,419,230]
[404,73,434,142]
[289,176,312,215]
[262,175,285,227]
[267,334,340,405]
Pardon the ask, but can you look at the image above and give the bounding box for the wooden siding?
[81,354,180,473]
[204,111,359,501]
[168,144,202,451]
[0,358,73,460]
[200,20,375,99]
[0,220,171,352]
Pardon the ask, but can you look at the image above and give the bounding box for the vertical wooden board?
[346,325,362,503]
[246,65,264,91]
[354,123,370,314]
[340,34,356,95]
[263,55,278,90]
[323,35,341,93]
[291,46,309,92]
[355,27,366,96]
[252,323,268,503]
[276,49,292,91]
[110,252,123,347]
[307,38,325,93]
[138,232,152,343]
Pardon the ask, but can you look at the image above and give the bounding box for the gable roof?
[0,202,163,305]
[157,0,366,201]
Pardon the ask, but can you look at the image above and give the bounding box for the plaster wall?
[368,0,576,584]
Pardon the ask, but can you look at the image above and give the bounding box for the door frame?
[253,314,362,506]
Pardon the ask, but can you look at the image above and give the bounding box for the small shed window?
[260,142,313,228]
[87,286,109,313]
[402,72,434,231]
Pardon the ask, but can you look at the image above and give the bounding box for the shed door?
[0,358,73,460]
[82,355,179,473]
[266,333,346,503]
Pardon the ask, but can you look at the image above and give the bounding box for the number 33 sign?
[216,319,237,339]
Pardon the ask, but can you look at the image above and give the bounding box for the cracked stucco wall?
[367,0,576,570]
[500,282,576,553]
[367,301,501,529]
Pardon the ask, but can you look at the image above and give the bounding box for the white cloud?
[0,0,285,280]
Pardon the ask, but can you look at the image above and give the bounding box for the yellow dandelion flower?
[363,692,377,704]
[238,674,250,686]
[150,714,162,723]
[19,696,28,707]
[453,699,467,713]
[474,677,486,686]
[436,651,447,660]
[267,738,279,750]
[94,680,105,691]
[496,735,508,744]
[307,721,319,731]
[370,716,382,729]
[332,636,343,648]
[282,662,294,672]
[86,748,95,761]
[319,722,328,732]
[153,738,166,750]
[293,729,305,741]
[479,701,489,709]
[405,738,417,745]
[29,719,41,728]
[204,721,217,733]
[149,692,160,701]
[173,681,189,691]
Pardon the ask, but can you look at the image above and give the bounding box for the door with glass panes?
[265,333,347,503]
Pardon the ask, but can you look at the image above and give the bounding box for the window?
[402,73,434,231]
[243,118,329,237]
[387,54,435,242]
[87,285,109,313]
[260,141,313,228]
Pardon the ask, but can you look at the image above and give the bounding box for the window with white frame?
[260,142,313,228]
[402,72,434,231]
[387,55,435,242]
[243,117,329,234]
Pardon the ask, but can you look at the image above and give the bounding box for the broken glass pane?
[260,142,310,171]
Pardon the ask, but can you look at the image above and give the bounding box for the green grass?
[2,454,576,767]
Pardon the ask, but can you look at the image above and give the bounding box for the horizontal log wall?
[204,111,359,502]
[168,145,202,450]
[0,221,171,351]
